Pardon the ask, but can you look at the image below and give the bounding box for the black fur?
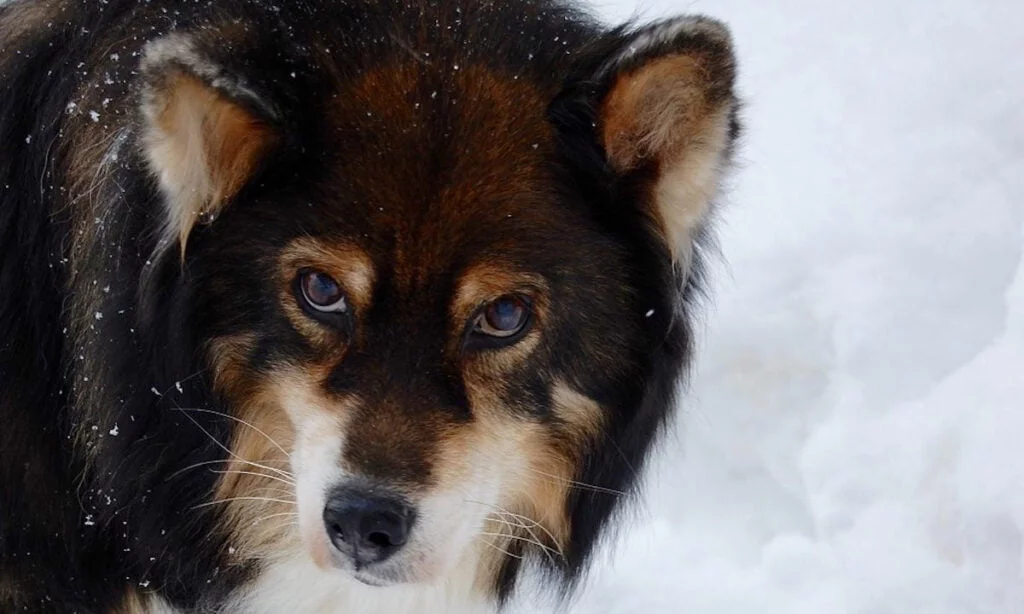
[0,1,738,611]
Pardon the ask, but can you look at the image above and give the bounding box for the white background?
[553,0,1024,612]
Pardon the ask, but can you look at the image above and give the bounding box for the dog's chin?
[312,547,434,588]
[351,570,393,587]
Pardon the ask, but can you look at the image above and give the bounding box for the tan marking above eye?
[276,238,375,350]
[278,237,376,314]
[452,264,548,329]
[451,264,549,359]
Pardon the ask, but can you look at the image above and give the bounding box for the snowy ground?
[532,1,1024,612]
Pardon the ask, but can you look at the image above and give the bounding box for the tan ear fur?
[600,33,736,265]
[141,69,276,254]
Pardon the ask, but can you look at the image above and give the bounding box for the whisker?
[175,407,291,459]
[482,513,544,557]
[486,517,560,566]
[525,468,626,497]
[470,500,564,555]
[166,459,294,483]
[245,486,297,498]
[209,469,296,487]
[170,407,295,482]
[192,496,296,510]
[255,511,299,521]
[475,537,524,560]
[251,511,301,526]
[484,512,520,536]
[464,499,565,563]
[476,532,563,561]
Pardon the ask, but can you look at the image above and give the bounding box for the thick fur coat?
[0,1,739,611]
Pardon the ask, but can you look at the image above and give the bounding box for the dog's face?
[199,65,641,587]
[135,15,737,594]
[195,64,642,587]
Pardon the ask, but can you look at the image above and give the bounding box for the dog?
[0,0,739,611]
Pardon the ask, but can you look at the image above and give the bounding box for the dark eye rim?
[293,268,351,329]
[464,294,535,351]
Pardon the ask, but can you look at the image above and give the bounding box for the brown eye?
[474,295,531,339]
[298,270,347,313]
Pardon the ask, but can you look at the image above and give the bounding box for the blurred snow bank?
[521,1,1024,612]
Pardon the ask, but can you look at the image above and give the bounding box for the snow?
[526,0,1024,612]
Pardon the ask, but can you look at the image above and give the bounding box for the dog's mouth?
[350,568,396,587]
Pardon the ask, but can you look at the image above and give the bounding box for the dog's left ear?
[555,17,739,266]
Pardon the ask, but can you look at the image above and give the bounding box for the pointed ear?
[566,17,739,266]
[140,35,278,255]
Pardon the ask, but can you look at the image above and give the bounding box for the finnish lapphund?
[0,0,739,611]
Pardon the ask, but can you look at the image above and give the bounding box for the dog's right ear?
[140,34,279,256]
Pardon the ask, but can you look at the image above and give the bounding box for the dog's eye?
[473,295,531,340]
[298,270,347,313]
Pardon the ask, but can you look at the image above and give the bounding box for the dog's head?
[135,9,737,597]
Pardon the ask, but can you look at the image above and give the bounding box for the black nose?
[322,486,415,567]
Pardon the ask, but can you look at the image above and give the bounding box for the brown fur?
[325,63,563,276]
[200,56,657,589]
[0,1,65,48]
[0,1,739,609]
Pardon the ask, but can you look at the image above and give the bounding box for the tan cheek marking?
[207,332,298,556]
[438,381,580,584]
[212,380,298,562]
[206,338,353,563]
[551,379,606,447]
[207,333,257,400]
